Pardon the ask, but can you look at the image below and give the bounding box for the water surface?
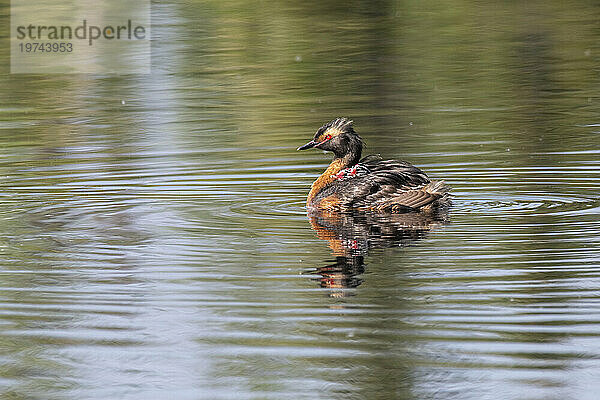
[1,1,600,399]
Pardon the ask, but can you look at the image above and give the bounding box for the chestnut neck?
[306,151,360,206]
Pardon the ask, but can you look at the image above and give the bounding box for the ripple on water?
[457,192,599,218]
[1,126,600,400]
[228,198,307,220]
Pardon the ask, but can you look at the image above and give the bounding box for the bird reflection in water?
[303,209,448,297]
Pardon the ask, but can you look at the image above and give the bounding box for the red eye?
[324,134,332,141]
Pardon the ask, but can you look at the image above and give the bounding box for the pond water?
[1,1,600,399]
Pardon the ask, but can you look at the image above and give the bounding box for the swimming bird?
[297,118,449,212]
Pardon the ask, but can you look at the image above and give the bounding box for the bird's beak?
[297,140,318,151]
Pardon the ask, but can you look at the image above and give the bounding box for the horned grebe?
[297,118,449,212]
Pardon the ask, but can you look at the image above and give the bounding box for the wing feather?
[311,157,449,212]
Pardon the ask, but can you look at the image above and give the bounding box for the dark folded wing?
[376,188,440,211]
[313,159,438,211]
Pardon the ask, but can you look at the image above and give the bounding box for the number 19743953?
[19,42,73,53]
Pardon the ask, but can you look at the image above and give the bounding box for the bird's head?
[297,118,363,160]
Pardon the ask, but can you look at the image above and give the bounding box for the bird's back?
[309,155,449,212]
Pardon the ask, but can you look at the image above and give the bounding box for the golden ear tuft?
[323,117,354,138]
